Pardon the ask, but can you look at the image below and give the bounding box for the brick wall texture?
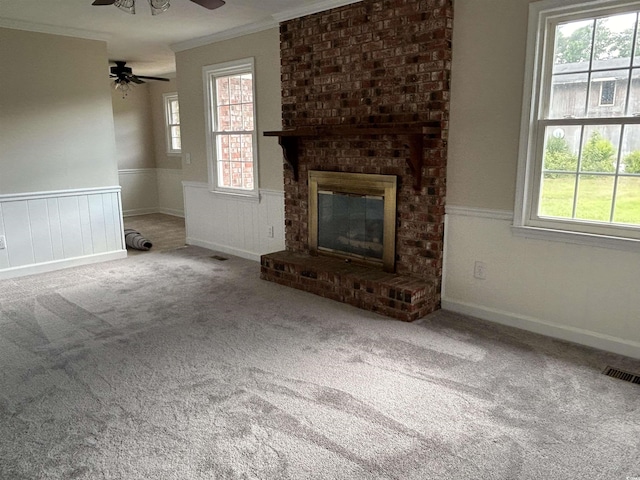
[279,0,452,288]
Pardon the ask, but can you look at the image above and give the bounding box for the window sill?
[511,224,640,252]
[208,188,260,203]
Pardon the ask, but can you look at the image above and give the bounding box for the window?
[163,93,181,154]
[515,0,640,247]
[599,79,617,105]
[203,58,258,196]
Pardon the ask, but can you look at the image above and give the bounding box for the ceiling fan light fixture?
[114,0,135,14]
[113,78,133,98]
[149,0,170,15]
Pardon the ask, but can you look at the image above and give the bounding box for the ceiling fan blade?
[92,0,116,5]
[189,0,225,10]
[136,75,171,82]
[129,75,145,84]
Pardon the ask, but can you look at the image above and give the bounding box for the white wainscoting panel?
[0,187,126,279]
[443,205,640,359]
[183,182,285,261]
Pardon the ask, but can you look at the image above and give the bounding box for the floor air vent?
[602,366,640,385]
[210,255,229,261]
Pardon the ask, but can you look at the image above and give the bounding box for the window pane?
[217,134,230,161]
[229,76,242,103]
[614,176,640,224]
[592,13,636,71]
[218,105,231,131]
[243,103,254,130]
[539,173,576,218]
[215,133,253,189]
[217,77,229,106]
[587,71,628,117]
[620,124,640,173]
[170,100,180,123]
[553,20,593,73]
[575,175,615,222]
[579,126,620,173]
[627,68,640,115]
[241,74,253,103]
[549,72,588,118]
[542,125,581,172]
[242,160,254,190]
[635,17,640,67]
[230,104,243,130]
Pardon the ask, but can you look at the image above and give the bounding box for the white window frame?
[163,93,181,155]
[203,58,259,198]
[513,0,640,250]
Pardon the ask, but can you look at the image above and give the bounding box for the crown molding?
[272,0,364,22]
[171,0,364,52]
[170,19,278,53]
[0,18,111,42]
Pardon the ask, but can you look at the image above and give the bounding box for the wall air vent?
[602,366,640,385]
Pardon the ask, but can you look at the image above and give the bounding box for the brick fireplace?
[261,0,452,321]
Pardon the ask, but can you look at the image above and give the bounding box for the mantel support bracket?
[265,123,439,191]
[278,137,299,181]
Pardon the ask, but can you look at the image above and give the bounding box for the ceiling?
[0,0,361,77]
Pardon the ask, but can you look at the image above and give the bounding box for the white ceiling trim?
[170,18,278,53]
[272,0,364,22]
[0,17,111,42]
[170,0,364,53]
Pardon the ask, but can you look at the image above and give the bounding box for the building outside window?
[163,93,181,154]
[515,0,640,247]
[203,58,257,196]
[599,79,617,105]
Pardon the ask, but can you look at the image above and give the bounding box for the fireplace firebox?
[308,171,397,272]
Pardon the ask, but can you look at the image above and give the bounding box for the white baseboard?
[123,207,159,217]
[441,297,640,360]
[158,207,184,218]
[186,237,260,262]
[0,250,128,280]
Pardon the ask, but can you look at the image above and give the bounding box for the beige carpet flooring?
[1,243,639,479]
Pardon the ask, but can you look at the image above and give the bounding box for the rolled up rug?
[124,228,153,251]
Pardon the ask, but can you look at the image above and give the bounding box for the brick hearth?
[261,0,452,321]
[261,251,437,321]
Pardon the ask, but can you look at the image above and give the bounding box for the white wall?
[114,78,185,217]
[0,28,125,277]
[445,0,640,358]
[0,28,118,194]
[175,28,285,257]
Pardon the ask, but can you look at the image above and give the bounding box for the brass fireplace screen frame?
[308,170,397,272]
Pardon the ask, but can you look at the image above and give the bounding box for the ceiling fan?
[110,61,170,85]
[110,61,170,97]
[91,0,226,11]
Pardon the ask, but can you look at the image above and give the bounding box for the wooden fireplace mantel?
[263,122,441,190]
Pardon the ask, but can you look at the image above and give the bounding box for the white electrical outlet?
[267,226,274,238]
[474,261,486,279]
[0,235,6,250]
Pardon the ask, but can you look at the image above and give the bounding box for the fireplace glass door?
[308,170,397,272]
[317,192,384,260]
